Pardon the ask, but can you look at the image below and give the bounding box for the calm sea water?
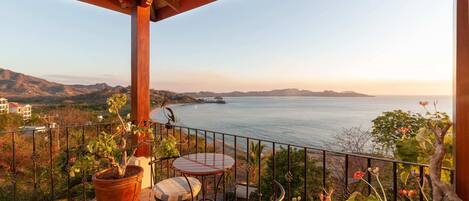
[151,96,452,147]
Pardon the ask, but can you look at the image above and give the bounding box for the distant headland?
[0,68,372,109]
[183,88,373,98]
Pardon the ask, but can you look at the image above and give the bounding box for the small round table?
[173,153,235,201]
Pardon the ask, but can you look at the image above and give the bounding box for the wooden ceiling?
[79,0,216,22]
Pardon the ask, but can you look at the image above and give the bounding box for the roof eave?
[78,0,216,22]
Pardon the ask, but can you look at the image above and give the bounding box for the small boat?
[202,96,226,104]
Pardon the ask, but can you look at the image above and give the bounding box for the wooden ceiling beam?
[139,0,153,7]
[117,0,134,8]
[153,0,215,21]
[78,0,131,14]
[79,0,216,22]
[161,0,180,12]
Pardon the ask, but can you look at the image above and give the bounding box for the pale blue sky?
[0,0,453,95]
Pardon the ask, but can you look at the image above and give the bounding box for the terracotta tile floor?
[139,187,154,201]
[90,188,153,201]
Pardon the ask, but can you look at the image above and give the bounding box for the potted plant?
[70,94,179,201]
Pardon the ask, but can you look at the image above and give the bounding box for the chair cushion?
[153,177,202,201]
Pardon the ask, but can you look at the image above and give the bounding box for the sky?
[0,0,453,95]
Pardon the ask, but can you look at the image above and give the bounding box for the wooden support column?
[456,0,469,199]
[131,2,151,157]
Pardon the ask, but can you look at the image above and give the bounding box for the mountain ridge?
[0,68,114,98]
[0,68,372,105]
[0,68,198,105]
[183,88,372,97]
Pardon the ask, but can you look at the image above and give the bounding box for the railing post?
[213,132,216,153]
[287,145,291,201]
[49,126,54,200]
[186,127,190,155]
[393,162,397,201]
[222,134,226,201]
[213,132,217,194]
[66,127,71,201]
[419,166,424,201]
[204,130,207,153]
[344,154,349,197]
[322,150,326,189]
[246,138,250,200]
[367,158,372,195]
[258,140,262,201]
[82,126,87,201]
[304,147,307,201]
[273,142,276,182]
[11,132,17,201]
[196,129,199,153]
[179,127,182,153]
[32,130,37,201]
[234,136,238,201]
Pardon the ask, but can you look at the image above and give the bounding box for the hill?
[0,68,114,98]
[0,68,199,106]
[183,88,372,97]
[0,68,372,107]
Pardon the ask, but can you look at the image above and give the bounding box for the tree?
[69,94,180,179]
[47,107,95,126]
[371,110,426,154]
[0,113,23,132]
[258,147,327,201]
[418,102,461,201]
[329,127,373,154]
[69,94,147,178]
[242,142,268,185]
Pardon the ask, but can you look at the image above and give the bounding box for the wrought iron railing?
[151,122,454,201]
[0,122,454,201]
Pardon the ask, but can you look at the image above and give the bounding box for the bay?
[151,96,452,147]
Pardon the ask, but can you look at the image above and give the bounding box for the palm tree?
[246,141,268,185]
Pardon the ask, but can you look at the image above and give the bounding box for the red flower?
[319,193,326,201]
[419,101,429,107]
[399,189,408,196]
[353,171,366,180]
[407,189,417,197]
[399,189,417,197]
[68,156,77,164]
[398,127,410,135]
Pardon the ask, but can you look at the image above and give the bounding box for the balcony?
[0,122,452,201]
[17,0,464,199]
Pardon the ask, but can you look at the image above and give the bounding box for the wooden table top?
[172,153,235,176]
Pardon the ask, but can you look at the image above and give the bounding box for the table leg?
[202,176,206,201]
[183,174,195,201]
[214,173,225,201]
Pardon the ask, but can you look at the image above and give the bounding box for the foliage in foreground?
[258,147,328,201]
[326,101,460,201]
[371,110,426,155]
[70,93,180,179]
[0,113,24,132]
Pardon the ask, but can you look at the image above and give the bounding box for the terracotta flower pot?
[92,165,144,201]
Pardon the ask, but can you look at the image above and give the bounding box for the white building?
[9,102,32,120]
[0,98,8,114]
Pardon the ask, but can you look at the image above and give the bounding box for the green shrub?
[371,110,426,154]
[258,147,328,201]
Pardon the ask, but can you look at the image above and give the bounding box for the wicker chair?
[149,157,201,201]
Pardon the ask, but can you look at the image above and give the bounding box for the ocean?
[151,96,452,147]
